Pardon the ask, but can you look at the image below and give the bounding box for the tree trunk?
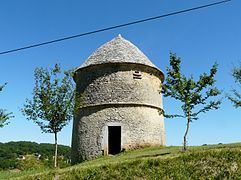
[183,116,191,151]
[54,132,58,168]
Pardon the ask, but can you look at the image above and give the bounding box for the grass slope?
[3,143,241,179]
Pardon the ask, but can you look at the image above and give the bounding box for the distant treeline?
[0,141,70,170]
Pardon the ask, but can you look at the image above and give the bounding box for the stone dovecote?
[71,35,165,164]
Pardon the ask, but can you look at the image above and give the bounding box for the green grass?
[2,143,241,179]
[0,169,50,180]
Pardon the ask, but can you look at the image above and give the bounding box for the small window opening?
[133,71,142,79]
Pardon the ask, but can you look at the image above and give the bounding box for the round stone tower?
[71,35,165,164]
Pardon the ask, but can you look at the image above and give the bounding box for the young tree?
[161,53,221,151]
[22,64,75,168]
[0,83,13,128]
[227,63,241,108]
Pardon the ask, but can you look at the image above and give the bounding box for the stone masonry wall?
[75,63,163,108]
[71,106,165,163]
[71,63,165,163]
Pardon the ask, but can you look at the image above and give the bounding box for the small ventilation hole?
[133,71,142,79]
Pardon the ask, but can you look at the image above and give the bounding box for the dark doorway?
[108,126,121,155]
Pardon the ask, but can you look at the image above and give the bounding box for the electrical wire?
[0,0,231,55]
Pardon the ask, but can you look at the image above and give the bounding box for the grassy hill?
[1,143,241,179]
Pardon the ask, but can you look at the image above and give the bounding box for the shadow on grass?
[138,152,170,158]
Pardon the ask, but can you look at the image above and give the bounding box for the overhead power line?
[0,0,231,55]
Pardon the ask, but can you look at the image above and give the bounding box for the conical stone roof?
[77,35,159,70]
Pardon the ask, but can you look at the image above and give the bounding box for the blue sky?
[0,0,240,147]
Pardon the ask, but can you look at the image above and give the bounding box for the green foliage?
[0,159,18,170]
[161,53,221,150]
[0,141,70,170]
[227,63,241,108]
[22,64,75,134]
[21,64,75,167]
[162,53,221,121]
[17,156,45,171]
[0,83,14,128]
